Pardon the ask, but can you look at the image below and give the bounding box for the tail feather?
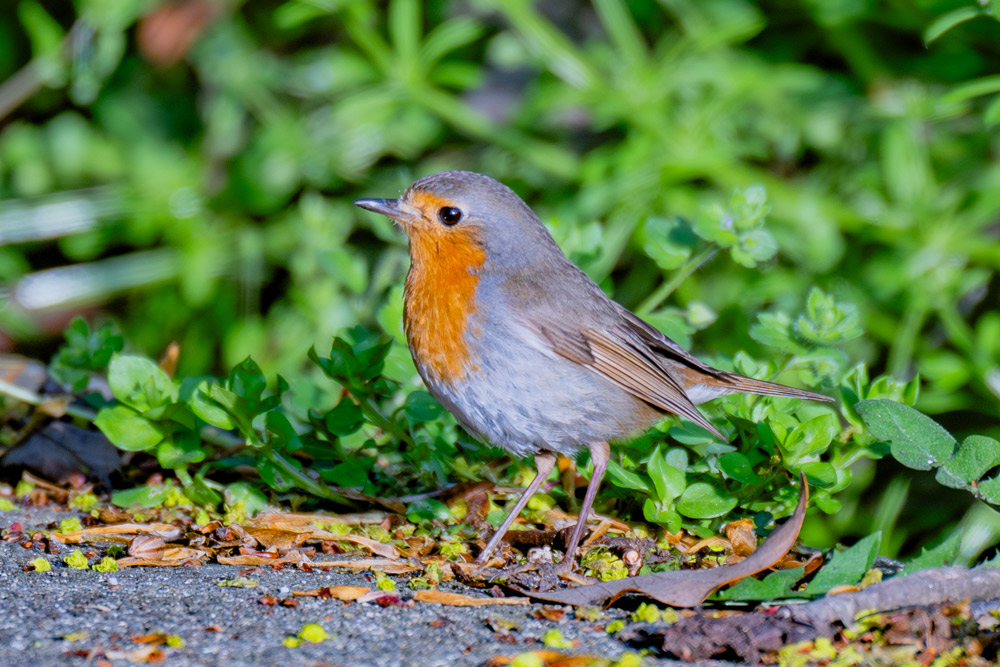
[717,372,833,403]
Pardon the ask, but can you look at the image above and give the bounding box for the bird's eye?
[438,207,463,226]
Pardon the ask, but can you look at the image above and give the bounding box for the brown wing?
[616,305,832,403]
[534,322,726,440]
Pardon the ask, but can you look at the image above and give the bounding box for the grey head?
[354,170,566,272]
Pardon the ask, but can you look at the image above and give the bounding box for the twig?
[0,21,88,122]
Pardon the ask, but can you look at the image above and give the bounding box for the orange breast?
[403,224,486,385]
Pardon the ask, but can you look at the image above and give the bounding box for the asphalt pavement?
[0,506,740,667]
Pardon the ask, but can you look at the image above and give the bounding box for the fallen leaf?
[218,550,310,567]
[486,651,603,666]
[679,537,729,555]
[308,532,400,559]
[318,558,420,574]
[414,589,529,606]
[533,607,568,621]
[128,534,166,560]
[517,472,809,607]
[116,557,198,568]
[726,519,758,558]
[243,527,309,550]
[292,586,370,601]
[254,511,388,527]
[51,523,183,544]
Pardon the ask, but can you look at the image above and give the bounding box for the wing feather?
[532,317,724,440]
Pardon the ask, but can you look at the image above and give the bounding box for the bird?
[355,170,831,571]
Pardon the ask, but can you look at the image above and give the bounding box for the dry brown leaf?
[308,532,400,559]
[398,535,436,559]
[116,544,208,568]
[414,589,529,607]
[725,519,758,558]
[51,523,183,544]
[254,511,388,527]
[218,550,310,567]
[116,556,202,568]
[292,586,370,601]
[243,527,309,550]
[128,534,166,560]
[679,537,730,555]
[38,397,70,417]
[161,546,205,561]
[581,519,614,547]
[486,650,600,666]
[545,508,630,534]
[159,342,180,377]
[319,558,420,574]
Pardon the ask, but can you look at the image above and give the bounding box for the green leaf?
[111,485,171,509]
[189,381,237,430]
[323,398,365,435]
[404,391,444,423]
[856,400,956,470]
[903,532,961,572]
[800,461,837,487]
[226,357,267,404]
[257,456,296,492]
[142,403,196,429]
[716,566,805,601]
[407,498,451,523]
[607,461,652,492]
[322,460,371,488]
[156,431,206,468]
[975,475,1000,506]
[48,317,123,391]
[924,6,983,44]
[266,411,302,451]
[642,498,682,532]
[224,482,269,516]
[782,413,838,464]
[179,469,222,507]
[935,435,1000,491]
[941,74,1000,106]
[107,354,176,412]
[676,482,738,519]
[719,452,761,484]
[95,405,165,451]
[647,445,686,501]
[804,532,881,595]
[19,1,64,58]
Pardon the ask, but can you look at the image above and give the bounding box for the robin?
[355,171,831,571]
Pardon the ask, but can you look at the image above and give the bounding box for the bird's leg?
[475,452,556,565]
[553,441,610,574]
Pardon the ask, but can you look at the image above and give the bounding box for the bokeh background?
[1,0,999,556]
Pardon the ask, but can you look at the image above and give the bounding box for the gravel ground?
[0,507,743,667]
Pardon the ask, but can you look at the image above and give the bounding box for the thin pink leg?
[556,441,610,572]
[475,452,556,564]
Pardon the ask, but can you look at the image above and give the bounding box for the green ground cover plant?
[1,0,999,561]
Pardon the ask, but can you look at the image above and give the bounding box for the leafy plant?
[2,0,999,555]
[858,399,1000,509]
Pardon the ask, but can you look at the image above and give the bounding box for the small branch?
[0,377,95,422]
[0,21,87,122]
[782,566,1000,634]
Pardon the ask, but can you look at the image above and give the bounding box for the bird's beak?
[354,198,405,221]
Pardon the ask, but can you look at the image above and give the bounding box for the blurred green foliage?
[2,0,1000,556]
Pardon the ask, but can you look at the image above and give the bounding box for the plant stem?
[358,395,415,448]
[0,378,95,421]
[637,247,717,316]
